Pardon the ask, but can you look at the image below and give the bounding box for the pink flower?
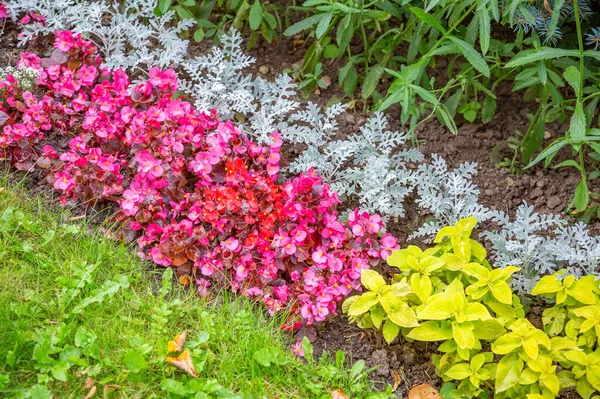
[380,233,398,260]
[292,341,304,357]
[222,237,240,252]
[53,171,74,191]
[149,246,171,267]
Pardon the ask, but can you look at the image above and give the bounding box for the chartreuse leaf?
[347,292,378,316]
[407,321,453,341]
[495,352,523,393]
[382,320,400,344]
[361,269,387,292]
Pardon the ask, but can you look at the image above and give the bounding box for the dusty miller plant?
[182,30,421,219]
[410,154,501,241]
[546,223,600,278]
[289,112,422,219]
[5,0,194,69]
[481,202,563,294]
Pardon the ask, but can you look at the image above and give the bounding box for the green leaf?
[252,346,287,367]
[284,14,324,36]
[452,322,476,349]
[315,12,333,39]
[563,66,581,95]
[418,298,453,320]
[386,302,419,328]
[482,96,496,124]
[193,28,205,42]
[525,138,567,169]
[574,178,589,211]
[348,292,379,316]
[51,360,70,382]
[409,84,439,105]
[478,9,490,55]
[569,103,587,144]
[30,385,52,399]
[506,48,580,68]
[409,6,446,34]
[361,270,387,292]
[249,0,263,30]
[161,378,190,396]
[74,326,97,349]
[445,363,472,380]
[449,37,490,77]
[531,275,562,295]
[407,321,453,341]
[123,350,148,373]
[362,64,384,99]
[495,353,523,393]
[382,320,400,344]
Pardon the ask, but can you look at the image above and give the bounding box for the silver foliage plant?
[5,0,194,69]
[181,30,422,219]
[410,154,502,240]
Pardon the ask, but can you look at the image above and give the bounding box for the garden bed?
[1,4,600,398]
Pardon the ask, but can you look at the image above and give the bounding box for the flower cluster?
[0,31,398,326]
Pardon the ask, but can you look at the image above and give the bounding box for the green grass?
[0,178,392,399]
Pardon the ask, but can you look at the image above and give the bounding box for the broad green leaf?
[531,275,562,295]
[482,96,496,123]
[569,103,587,144]
[452,322,476,349]
[361,269,386,292]
[362,64,384,99]
[348,292,379,316]
[574,178,589,212]
[449,37,490,77]
[406,321,452,341]
[445,363,472,380]
[473,319,506,340]
[563,66,581,95]
[387,303,419,328]
[506,48,579,68]
[495,353,523,393]
[382,320,400,344]
[249,0,263,30]
[492,335,521,354]
[123,350,148,373]
[465,303,492,320]
[490,281,513,304]
[30,385,52,399]
[418,298,453,320]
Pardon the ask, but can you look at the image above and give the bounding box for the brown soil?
[1,20,593,398]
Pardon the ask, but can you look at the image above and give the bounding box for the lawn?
[0,177,389,399]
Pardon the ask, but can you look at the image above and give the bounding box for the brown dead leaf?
[103,384,119,399]
[178,274,191,286]
[359,332,366,340]
[392,370,401,392]
[84,385,97,399]
[0,187,5,194]
[74,368,88,377]
[331,389,348,399]
[84,377,95,390]
[166,349,197,378]
[167,331,187,353]
[408,384,441,399]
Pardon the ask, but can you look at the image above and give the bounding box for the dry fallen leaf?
[331,389,348,399]
[84,385,97,399]
[178,274,191,286]
[408,383,441,399]
[166,349,198,378]
[84,377,95,390]
[392,370,402,392]
[103,384,119,399]
[167,331,187,353]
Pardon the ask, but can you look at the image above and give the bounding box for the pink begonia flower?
[0,5,8,18]
[149,246,171,267]
[196,278,211,297]
[121,189,140,212]
[311,247,327,264]
[53,171,74,191]
[273,285,289,302]
[222,237,240,252]
[235,264,248,281]
[246,287,263,296]
[380,233,399,260]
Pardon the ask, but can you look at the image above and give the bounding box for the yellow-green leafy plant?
[344,216,600,399]
[530,273,600,398]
